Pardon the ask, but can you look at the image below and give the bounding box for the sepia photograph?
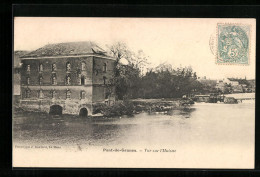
[13,17,255,168]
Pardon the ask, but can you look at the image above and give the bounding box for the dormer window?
[103,63,107,72]
[81,62,86,71]
[52,63,57,72]
[39,63,43,72]
[26,65,30,72]
[66,62,71,72]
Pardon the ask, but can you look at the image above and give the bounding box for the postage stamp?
[216,24,250,65]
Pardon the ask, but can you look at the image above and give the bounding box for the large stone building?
[19,41,115,116]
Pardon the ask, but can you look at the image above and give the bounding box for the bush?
[92,101,135,117]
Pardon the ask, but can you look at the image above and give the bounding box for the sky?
[14,17,256,80]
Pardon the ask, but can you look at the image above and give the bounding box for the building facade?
[14,51,29,100]
[19,42,115,116]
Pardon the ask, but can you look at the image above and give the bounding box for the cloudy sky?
[14,17,256,80]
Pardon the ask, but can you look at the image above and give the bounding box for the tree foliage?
[108,42,203,100]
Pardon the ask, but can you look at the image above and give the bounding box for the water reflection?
[13,102,254,148]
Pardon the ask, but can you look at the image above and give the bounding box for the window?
[39,90,44,98]
[52,63,57,72]
[39,64,43,72]
[66,90,71,99]
[66,75,71,85]
[39,76,43,85]
[81,75,85,85]
[103,63,107,72]
[51,75,57,85]
[105,92,110,99]
[25,89,30,98]
[81,91,86,99]
[51,90,56,99]
[81,62,86,71]
[103,76,107,85]
[66,62,71,72]
[26,65,30,72]
[26,77,30,85]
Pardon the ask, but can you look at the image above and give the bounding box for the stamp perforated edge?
[215,23,251,66]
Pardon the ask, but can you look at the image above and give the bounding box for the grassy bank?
[93,98,194,117]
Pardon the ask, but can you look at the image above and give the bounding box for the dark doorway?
[79,108,88,117]
[49,105,62,115]
[81,76,85,85]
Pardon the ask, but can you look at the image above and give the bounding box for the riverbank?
[93,98,194,117]
[14,98,194,118]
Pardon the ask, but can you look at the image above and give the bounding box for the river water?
[13,101,254,148]
[13,100,255,168]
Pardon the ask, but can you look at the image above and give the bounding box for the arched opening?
[49,105,62,115]
[79,108,88,117]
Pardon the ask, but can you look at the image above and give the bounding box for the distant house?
[215,80,226,93]
[19,41,116,116]
[224,78,239,86]
[227,78,249,86]
[232,85,244,93]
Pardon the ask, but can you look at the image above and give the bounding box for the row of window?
[26,74,82,85]
[24,89,86,99]
[26,75,107,85]
[26,62,107,72]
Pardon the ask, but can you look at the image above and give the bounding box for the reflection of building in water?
[19,41,115,116]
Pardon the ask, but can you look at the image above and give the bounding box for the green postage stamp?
[217,24,250,65]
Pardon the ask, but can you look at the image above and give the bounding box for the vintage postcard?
[13,18,256,168]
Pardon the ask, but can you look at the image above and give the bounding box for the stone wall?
[19,55,115,115]
[20,99,93,115]
[92,57,115,85]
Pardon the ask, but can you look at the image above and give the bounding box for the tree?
[108,42,148,100]
[108,42,204,100]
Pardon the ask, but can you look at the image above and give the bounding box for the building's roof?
[227,78,249,85]
[14,50,29,68]
[21,41,109,58]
